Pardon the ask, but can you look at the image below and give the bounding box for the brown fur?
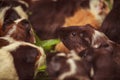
[55,0,110,53]
[57,25,120,80]
[0,22,4,36]
[55,25,94,53]
[29,0,91,40]
[3,22,35,43]
[0,0,35,43]
[84,47,115,80]
[64,9,100,29]
[100,0,120,44]
[47,51,91,80]
[55,8,100,53]
[56,24,109,53]
[0,37,45,80]
[29,0,109,40]
[0,39,9,48]
[11,45,41,80]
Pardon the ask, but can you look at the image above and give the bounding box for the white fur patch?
[35,46,46,76]
[18,0,29,8]
[0,37,46,78]
[58,59,77,80]
[89,0,108,24]
[0,49,18,80]
[0,37,15,44]
[13,6,28,19]
[90,0,102,22]
[1,42,21,52]
[5,25,17,37]
[56,53,66,57]
[91,30,106,48]
[90,67,94,77]
[0,7,10,25]
[14,18,24,24]
[68,50,81,60]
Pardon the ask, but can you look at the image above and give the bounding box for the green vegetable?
[34,33,60,52]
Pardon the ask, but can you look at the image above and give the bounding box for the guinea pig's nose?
[21,19,31,32]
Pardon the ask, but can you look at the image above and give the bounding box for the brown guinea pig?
[56,24,109,53]
[0,36,46,80]
[56,24,120,80]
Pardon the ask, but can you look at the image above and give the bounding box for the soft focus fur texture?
[47,50,91,80]
[80,47,116,80]
[47,47,120,80]
[0,36,46,80]
[100,0,120,44]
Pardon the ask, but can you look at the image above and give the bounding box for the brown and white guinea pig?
[46,50,92,80]
[56,24,109,53]
[2,20,35,43]
[56,24,120,78]
[0,36,46,80]
[0,0,35,43]
[0,0,29,28]
[47,46,120,80]
[100,0,120,44]
[28,0,109,40]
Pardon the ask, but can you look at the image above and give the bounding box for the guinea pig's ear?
[83,24,95,35]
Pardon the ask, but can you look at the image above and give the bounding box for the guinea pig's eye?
[71,32,76,37]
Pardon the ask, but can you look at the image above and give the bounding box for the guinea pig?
[0,36,46,80]
[56,24,109,53]
[100,0,120,44]
[46,50,92,80]
[0,0,35,43]
[54,0,109,53]
[0,0,29,28]
[28,0,109,40]
[56,24,120,79]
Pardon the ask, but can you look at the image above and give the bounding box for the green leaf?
[38,64,47,71]
[34,33,60,52]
